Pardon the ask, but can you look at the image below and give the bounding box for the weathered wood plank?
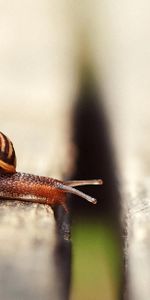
[0,201,64,300]
[125,187,150,300]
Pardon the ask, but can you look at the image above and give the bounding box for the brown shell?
[0,132,16,173]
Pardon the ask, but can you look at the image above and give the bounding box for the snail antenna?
[65,179,103,187]
[58,179,103,204]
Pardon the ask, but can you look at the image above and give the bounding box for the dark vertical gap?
[72,84,121,227]
[54,82,124,299]
[54,205,71,300]
[71,82,124,299]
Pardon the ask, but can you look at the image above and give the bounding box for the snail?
[0,132,103,211]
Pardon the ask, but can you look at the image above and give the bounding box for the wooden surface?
[0,200,68,300]
[124,187,150,300]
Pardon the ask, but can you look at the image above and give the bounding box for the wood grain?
[124,187,150,300]
[0,200,64,300]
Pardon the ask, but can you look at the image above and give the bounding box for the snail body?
[0,132,103,211]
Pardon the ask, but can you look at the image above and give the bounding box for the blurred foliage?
[70,217,122,300]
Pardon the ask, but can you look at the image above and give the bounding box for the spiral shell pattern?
[0,132,16,173]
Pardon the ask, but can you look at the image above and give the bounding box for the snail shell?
[0,132,16,173]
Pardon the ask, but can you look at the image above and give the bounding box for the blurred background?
[70,80,123,300]
[1,1,150,299]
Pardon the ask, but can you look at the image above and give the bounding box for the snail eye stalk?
[58,179,103,204]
